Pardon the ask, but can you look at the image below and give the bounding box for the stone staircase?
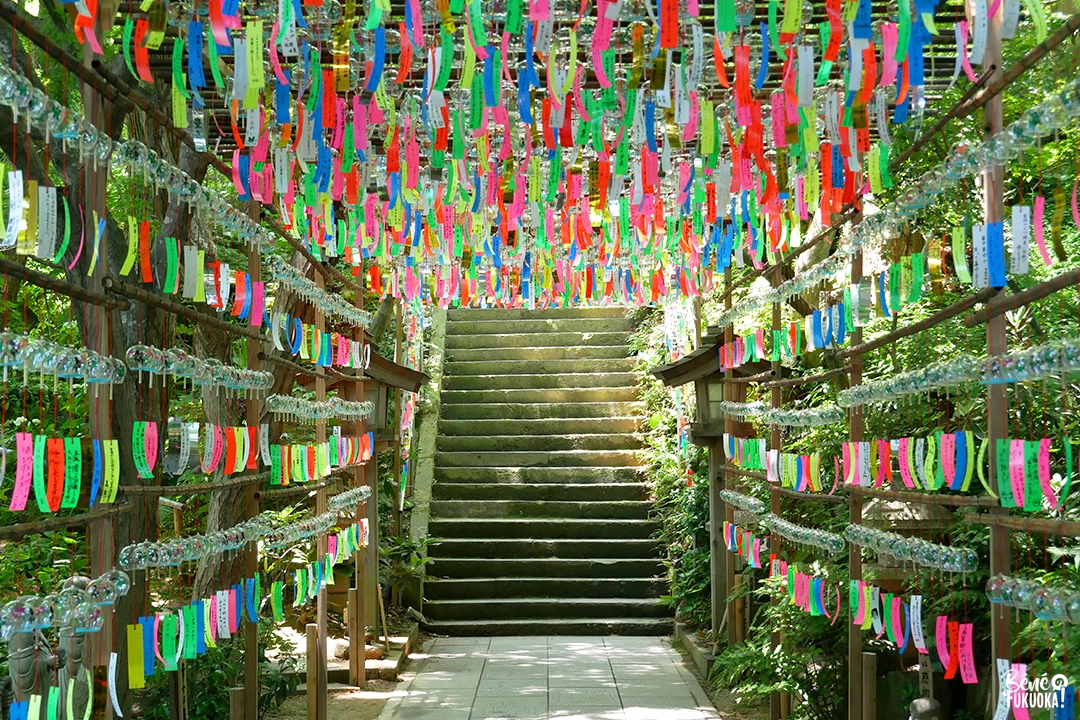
[424,307,672,635]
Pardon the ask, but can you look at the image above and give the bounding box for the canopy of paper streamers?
[80,0,1041,308]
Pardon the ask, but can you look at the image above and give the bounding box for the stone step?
[446,318,635,335]
[425,577,668,601]
[425,617,673,636]
[448,307,630,320]
[441,387,639,404]
[444,372,638,391]
[445,331,628,349]
[446,345,630,362]
[433,538,660,559]
[438,417,641,436]
[424,597,670,622]
[435,449,642,468]
[440,401,641,421]
[429,557,666,579]
[436,434,640,453]
[429,518,657,539]
[435,466,646,484]
[430,499,651,520]
[432,482,647,502]
[445,358,638,375]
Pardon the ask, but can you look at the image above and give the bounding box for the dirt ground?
[268,680,400,720]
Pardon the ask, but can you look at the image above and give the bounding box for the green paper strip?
[61,437,81,509]
[997,439,1014,507]
[33,434,49,513]
[1063,439,1074,507]
[272,581,284,622]
[896,0,911,62]
[208,34,224,89]
[46,686,58,720]
[162,615,178,671]
[163,238,179,294]
[123,18,137,80]
[1024,440,1042,511]
[182,604,197,659]
[171,37,190,99]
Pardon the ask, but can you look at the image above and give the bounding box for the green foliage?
[712,565,847,720]
[630,307,713,630]
[380,533,437,598]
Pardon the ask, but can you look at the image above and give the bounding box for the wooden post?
[348,587,365,687]
[313,273,329,720]
[168,660,189,720]
[306,624,319,720]
[708,435,725,645]
[861,652,877,720]
[229,687,245,720]
[848,246,865,720]
[243,210,261,720]
[769,263,782,720]
[364,453,379,628]
[733,574,746,643]
[982,0,1012,710]
[721,266,737,649]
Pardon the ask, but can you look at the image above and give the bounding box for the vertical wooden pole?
[348,263,368,688]
[346,373,368,688]
[861,652,877,720]
[708,434,724,644]
[364,445,379,628]
[313,273,328,720]
[306,624,319,720]
[769,264,782,720]
[848,246,865,720]
[243,209,261,720]
[721,267,737,649]
[229,687,245,720]
[982,2,1012,707]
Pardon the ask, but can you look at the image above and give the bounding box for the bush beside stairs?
[424,307,672,635]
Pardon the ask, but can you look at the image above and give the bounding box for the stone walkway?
[378,636,722,720]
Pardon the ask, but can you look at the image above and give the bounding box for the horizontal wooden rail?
[0,257,131,310]
[964,268,1080,327]
[720,465,769,482]
[0,502,133,541]
[838,288,999,359]
[763,366,847,389]
[847,484,1000,507]
[103,278,266,343]
[121,473,266,497]
[962,510,1080,536]
[769,484,850,505]
[956,14,1080,118]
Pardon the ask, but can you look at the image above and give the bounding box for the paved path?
[378,636,722,720]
